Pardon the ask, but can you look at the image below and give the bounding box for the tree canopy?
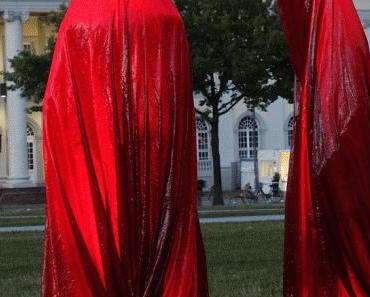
[176,0,293,117]
[1,0,293,205]
[176,0,293,205]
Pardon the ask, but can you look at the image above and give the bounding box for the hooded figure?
[40,0,209,296]
[278,0,370,296]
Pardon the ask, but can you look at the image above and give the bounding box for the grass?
[0,204,285,229]
[0,217,45,227]
[198,203,285,211]
[0,204,284,218]
[0,212,284,227]
[0,222,283,297]
[0,208,45,218]
[0,232,44,297]
[204,222,283,297]
[198,209,284,218]
[0,203,285,215]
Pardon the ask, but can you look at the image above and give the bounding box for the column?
[365,26,370,45]
[361,16,370,45]
[3,10,32,188]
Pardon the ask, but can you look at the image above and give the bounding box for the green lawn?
[0,217,46,227]
[0,209,45,218]
[198,209,284,218]
[0,222,283,297]
[0,212,284,227]
[0,232,43,297]
[198,203,285,211]
[204,222,283,297]
[0,204,285,228]
[0,203,285,218]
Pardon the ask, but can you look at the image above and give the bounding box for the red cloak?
[40,0,209,296]
[278,0,370,296]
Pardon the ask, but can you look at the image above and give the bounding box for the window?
[27,125,35,136]
[260,160,275,178]
[287,117,294,148]
[238,116,258,160]
[196,119,209,161]
[23,43,34,54]
[27,125,35,170]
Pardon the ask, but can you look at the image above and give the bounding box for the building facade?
[195,97,294,191]
[0,1,63,188]
[0,0,369,191]
[194,1,370,191]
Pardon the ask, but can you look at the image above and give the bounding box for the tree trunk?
[210,117,224,205]
[252,107,260,190]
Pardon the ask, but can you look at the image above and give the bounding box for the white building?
[0,0,64,189]
[196,97,294,191]
[0,0,369,191]
[196,1,370,191]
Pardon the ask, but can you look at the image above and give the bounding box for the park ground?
[0,201,285,297]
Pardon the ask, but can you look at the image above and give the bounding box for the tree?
[3,1,293,205]
[176,0,293,205]
[232,2,294,192]
[2,4,67,112]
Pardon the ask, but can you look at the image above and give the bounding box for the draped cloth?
[40,0,209,296]
[278,0,370,296]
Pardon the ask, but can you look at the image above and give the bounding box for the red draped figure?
[278,0,370,296]
[40,0,209,296]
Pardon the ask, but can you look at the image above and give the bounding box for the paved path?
[0,215,285,233]
[1,210,282,219]
[0,215,45,219]
[0,225,45,233]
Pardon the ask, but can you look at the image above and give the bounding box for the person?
[40,0,209,296]
[243,183,256,202]
[240,183,257,204]
[197,180,206,206]
[207,185,215,201]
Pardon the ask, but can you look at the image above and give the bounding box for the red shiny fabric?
[40,0,209,296]
[278,0,370,296]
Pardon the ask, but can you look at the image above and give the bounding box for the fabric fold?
[41,1,209,296]
[278,0,370,296]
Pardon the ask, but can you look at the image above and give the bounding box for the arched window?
[196,119,210,161]
[287,117,294,148]
[27,124,35,170]
[238,116,258,160]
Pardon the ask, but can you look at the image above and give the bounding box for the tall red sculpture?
[40,0,209,296]
[278,0,370,296]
